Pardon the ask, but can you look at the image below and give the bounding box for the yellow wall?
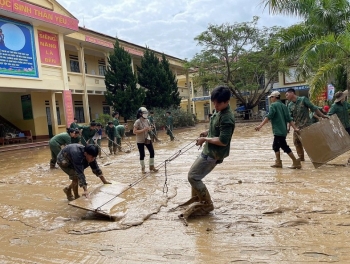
[88,95,105,121]
[0,92,35,132]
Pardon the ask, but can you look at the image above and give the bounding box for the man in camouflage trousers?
[286,88,328,161]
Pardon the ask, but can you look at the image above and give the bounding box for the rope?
[94,138,198,212]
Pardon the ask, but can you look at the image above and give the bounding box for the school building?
[0,0,188,139]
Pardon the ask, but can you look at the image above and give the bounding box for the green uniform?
[287,96,318,159]
[148,115,157,141]
[71,136,80,144]
[106,125,116,148]
[328,101,350,129]
[79,125,96,146]
[166,115,174,140]
[49,132,72,166]
[287,96,318,129]
[115,125,125,148]
[113,118,120,127]
[70,122,79,129]
[266,100,292,137]
[203,105,235,160]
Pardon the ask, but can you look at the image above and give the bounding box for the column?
[186,71,191,113]
[190,80,196,114]
[78,46,90,123]
[50,91,58,135]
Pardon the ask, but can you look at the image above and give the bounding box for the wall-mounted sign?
[63,90,74,127]
[0,17,38,78]
[327,84,335,100]
[85,36,113,48]
[0,0,79,31]
[38,30,60,66]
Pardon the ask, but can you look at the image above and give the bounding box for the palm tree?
[262,0,350,98]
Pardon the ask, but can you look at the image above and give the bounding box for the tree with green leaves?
[137,49,181,109]
[262,0,350,99]
[160,53,181,107]
[188,17,286,116]
[104,40,145,122]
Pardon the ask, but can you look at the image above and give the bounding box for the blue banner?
[0,17,38,78]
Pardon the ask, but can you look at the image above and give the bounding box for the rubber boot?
[179,187,199,206]
[63,186,74,201]
[98,148,102,159]
[271,152,282,168]
[140,160,146,174]
[72,182,80,199]
[149,158,159,172]
[296,145,305,161]
[287,152,302,169]
[113,146,117,155]
[178,188,214,222]
[109,147,113,155]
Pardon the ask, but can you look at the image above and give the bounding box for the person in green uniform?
[148,111,157,142]
[70,117,79,129]
[106,112,120,137]
[106,121,117,155]
[328,90,350,134]
[286,88,328,161]
[255,91,301,169]
[113,112,120,127]
[115,124,127,152]
[78,121,97,146]
[92,123,103,158]
[49,128,80,169]
[165,111,174,141]
[179,86,235,222]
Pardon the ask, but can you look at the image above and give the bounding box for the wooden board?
[298,115,350,168]
[68,182,129,217]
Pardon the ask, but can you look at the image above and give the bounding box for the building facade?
[0,0,187,139]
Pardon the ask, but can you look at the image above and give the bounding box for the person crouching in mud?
[179,86,235,221]
[57,144,111,201]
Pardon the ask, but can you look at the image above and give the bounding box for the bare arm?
[255,117,269,131]
[196,136,226,147]
[288,121,299,132]
[315,108,328,118]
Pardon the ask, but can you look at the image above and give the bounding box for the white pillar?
[78,46,90,123]
[50,91,58,135]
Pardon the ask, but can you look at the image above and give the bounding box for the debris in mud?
[279,219,309,227]
[262,207,284,215]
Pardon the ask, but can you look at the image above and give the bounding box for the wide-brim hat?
[334,90,348,102]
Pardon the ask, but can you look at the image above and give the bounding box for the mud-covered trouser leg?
[140,160,145,173]
[49,143,61,166]
[117,138,122,151]
[293,131,304,160]
[188,153,217,199]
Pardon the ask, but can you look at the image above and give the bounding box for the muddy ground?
[0,122,350,263]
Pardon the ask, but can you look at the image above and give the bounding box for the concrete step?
[0,141,48,153]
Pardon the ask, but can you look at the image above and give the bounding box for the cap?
[268,91,280,98]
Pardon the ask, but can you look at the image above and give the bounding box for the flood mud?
[0,122,350,263]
